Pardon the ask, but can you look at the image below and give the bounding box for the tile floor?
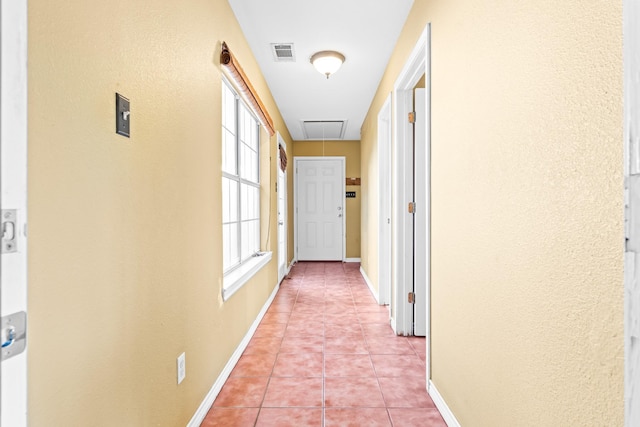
[201,262,446,427]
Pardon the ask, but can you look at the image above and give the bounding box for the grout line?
[322,327,326,427]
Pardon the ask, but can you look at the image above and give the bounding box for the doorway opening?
[378,95,392,307]
[277,133,288,283]
[391,23,431,379]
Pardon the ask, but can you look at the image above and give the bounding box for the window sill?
[222,252,272,301]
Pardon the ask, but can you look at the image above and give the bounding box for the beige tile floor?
[201,261,446,427]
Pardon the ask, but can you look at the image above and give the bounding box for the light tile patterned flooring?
[201,262,446,426]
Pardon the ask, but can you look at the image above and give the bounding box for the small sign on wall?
[346,191,356,198]
[346,177,361,185]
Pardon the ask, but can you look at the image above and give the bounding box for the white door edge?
[1,0,29,425]
[393,91,419,331]
[624,0,640,425]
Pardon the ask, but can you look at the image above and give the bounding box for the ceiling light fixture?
[310,50,345,79]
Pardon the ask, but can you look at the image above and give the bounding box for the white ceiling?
[228,0,414,141]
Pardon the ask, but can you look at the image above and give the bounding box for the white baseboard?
[345,257,361,263]
[390,316,397,334]
[359,266,379,304]
[187,282,281,427]
[428,380,461,427]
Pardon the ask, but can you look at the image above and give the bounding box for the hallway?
[201,262,445,426]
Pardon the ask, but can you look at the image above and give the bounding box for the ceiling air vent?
[301,120,347,140]
[271,43,295,62]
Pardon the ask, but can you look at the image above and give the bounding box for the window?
[222,79,260,273]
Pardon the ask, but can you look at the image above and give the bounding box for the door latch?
[2,209,18,253]
[2,311,27,361]
[408,292,415,304]
[408,202,416,214]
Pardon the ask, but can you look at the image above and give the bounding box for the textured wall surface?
[293,140,361,259]
[27,0,292,425]
[361,1,624,425]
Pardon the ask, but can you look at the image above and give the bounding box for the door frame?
[413,87,428,337]
[624,0,640,425]
[392,23,431,378]
[276,132,288,283]
[1,0,29,425]
[378,95,392,306]
[293,156,346,262]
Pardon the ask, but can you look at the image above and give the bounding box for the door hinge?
[408,292,415,304]
[408,111,416,123]
[408,202,416,214]
[275,182,278,193]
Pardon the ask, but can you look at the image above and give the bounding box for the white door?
[1,0,29,425]
[413,88,427,337]
[295,157,345,261]
[277,135,288,282]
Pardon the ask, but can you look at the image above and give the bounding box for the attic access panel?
[301,120,347,140]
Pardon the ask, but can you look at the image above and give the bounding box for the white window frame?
[221,78,271,300]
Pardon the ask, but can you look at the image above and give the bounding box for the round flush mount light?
[310,50,345,79]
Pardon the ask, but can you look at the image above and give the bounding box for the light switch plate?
[116,93,130,137]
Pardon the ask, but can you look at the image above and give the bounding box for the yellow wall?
[293,141,361,259]
[27,0,293,425]
[361,1,623,425]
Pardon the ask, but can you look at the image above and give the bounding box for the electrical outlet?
[177,352,186,384]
